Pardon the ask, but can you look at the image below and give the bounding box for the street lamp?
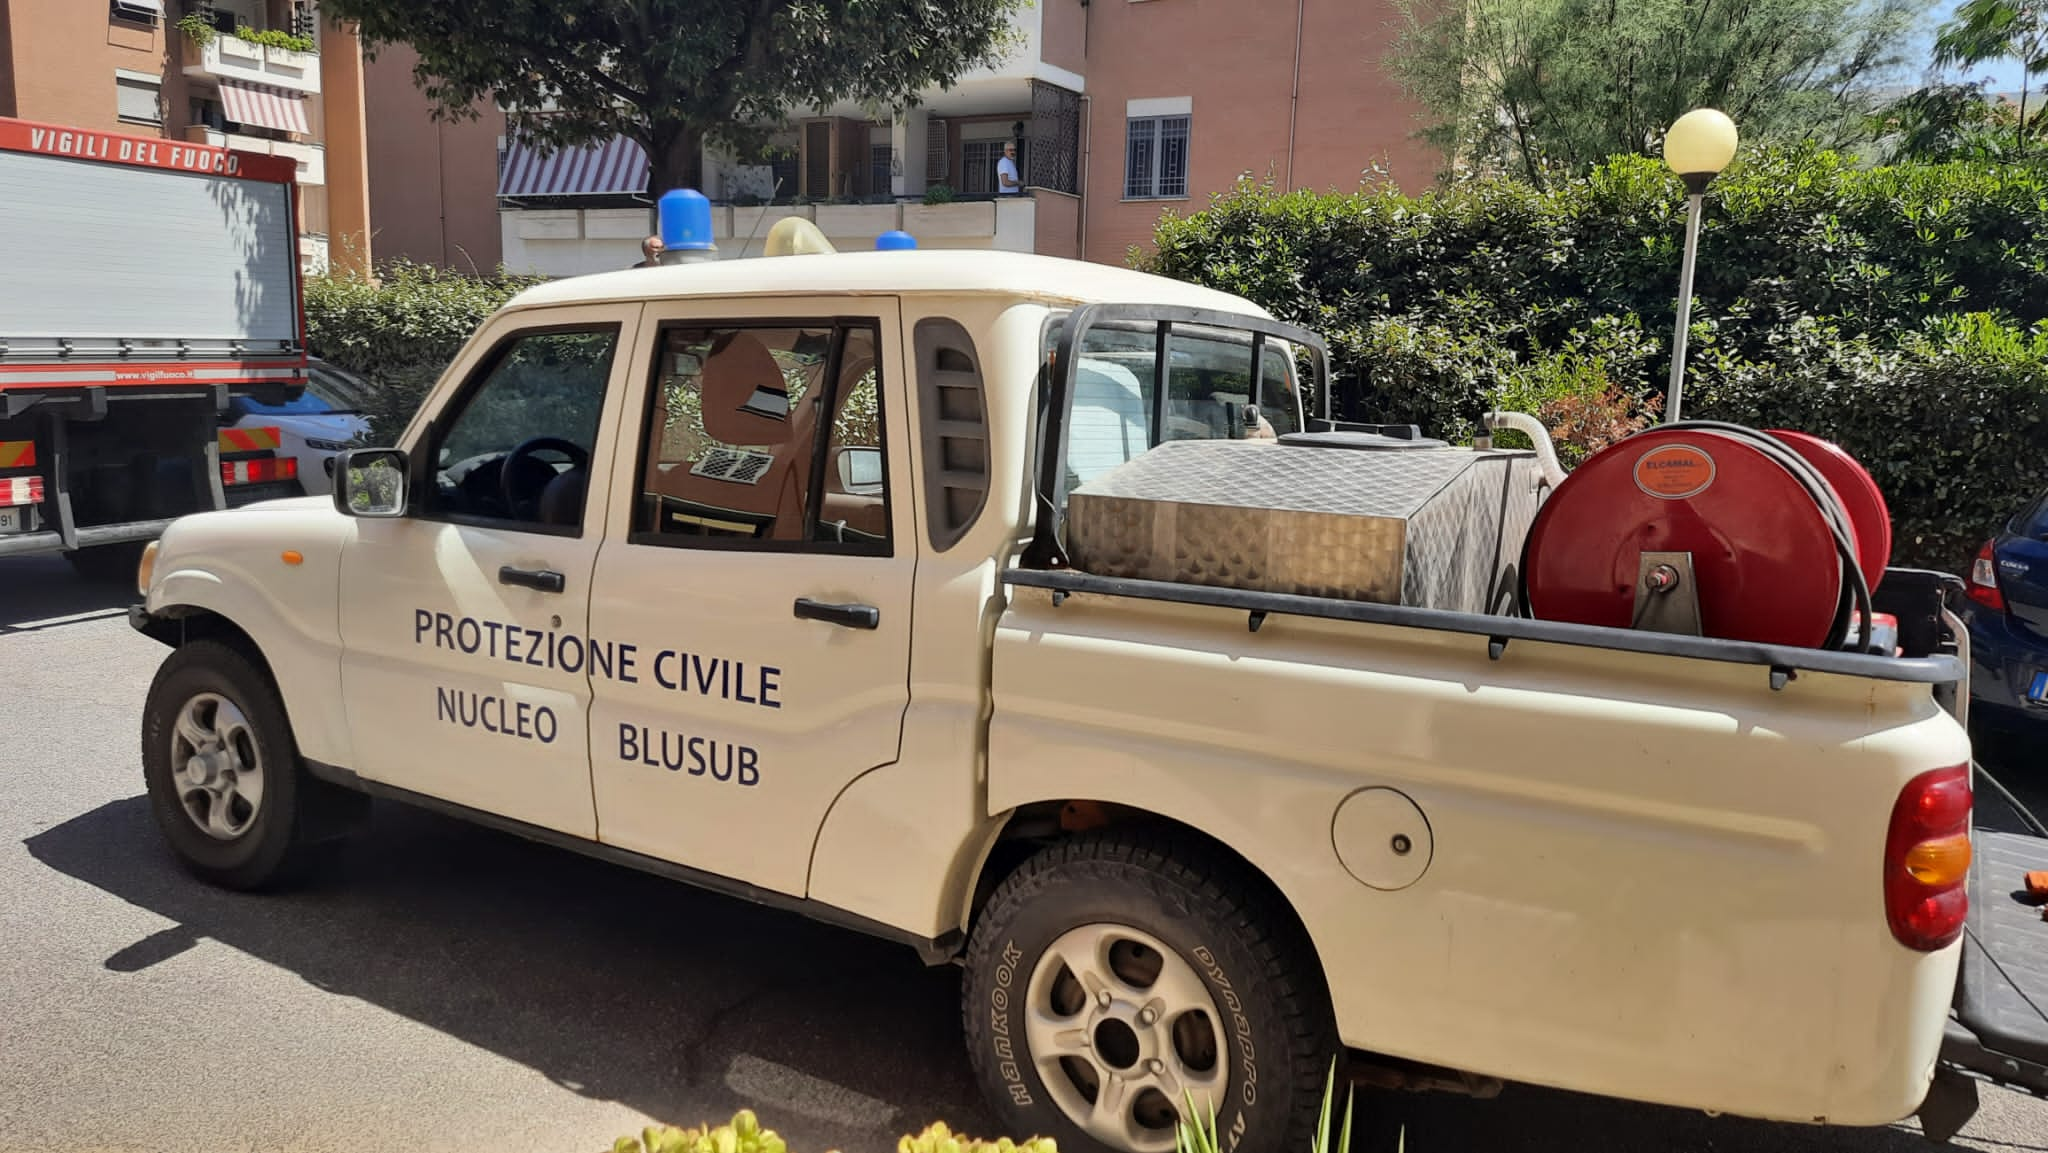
[1660,108,1738,423]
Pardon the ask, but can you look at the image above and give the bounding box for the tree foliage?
[1870,79,2048,160]
[1932,0,2048,153]
[320,0,1024,199]
[1388,0,1933,184]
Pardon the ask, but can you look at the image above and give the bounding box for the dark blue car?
[1960,486,2048,744]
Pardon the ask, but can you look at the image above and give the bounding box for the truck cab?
[130,250,2044,1153]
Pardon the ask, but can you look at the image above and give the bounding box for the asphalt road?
[1,554,2043,1153]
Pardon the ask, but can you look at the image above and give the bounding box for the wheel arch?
[139,583,356,771]
[964,799,1330,985]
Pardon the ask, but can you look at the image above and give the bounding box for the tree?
[1389,0,1934,185]
[321,0,1024,206]
[1933,0,2048,154]
[1869,78,2046,160]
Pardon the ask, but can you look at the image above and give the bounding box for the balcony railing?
[185,126,325,185]
[183,34,321,95]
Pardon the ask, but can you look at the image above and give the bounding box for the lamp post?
[1660,108,1738,423]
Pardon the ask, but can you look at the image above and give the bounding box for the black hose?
[1658,421,1876,654]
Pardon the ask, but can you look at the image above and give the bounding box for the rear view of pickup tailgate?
[988,577,1972,1127]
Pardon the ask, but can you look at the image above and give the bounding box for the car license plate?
[0,507,20,533]
[2030,670,2048,704]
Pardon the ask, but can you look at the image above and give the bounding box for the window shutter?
[925,118,949,182]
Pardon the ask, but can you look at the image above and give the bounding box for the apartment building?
[363,0,1436,275]
[0,0,372,275]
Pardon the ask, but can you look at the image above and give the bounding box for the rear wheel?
[140,639,358,889]
[961,832,1338,1153]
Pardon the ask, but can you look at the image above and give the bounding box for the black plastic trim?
[913,317,990,553]
[1002,568,1966,685]
[300,759,963,966]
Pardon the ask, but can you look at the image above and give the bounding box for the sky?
[1917,0,2031,90]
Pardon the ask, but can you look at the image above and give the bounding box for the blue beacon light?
[656,189,717,263]
[876,230,918,250]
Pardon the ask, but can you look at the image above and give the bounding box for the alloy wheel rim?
[1024,923,1229,1153]
[170,692,265,841]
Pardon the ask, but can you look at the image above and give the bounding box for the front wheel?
[961,832,1339,1153]
[140,639,356,889]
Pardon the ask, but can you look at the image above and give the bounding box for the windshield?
[1044,315,1308,491]
[233,379,352,416]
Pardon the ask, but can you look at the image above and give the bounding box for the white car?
[221,365,371,497]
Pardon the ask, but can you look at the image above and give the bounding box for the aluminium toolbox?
[1064,437,1542,614]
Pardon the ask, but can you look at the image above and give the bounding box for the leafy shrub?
[605,1112,1055,1153]
[303,259,546,443]
[1141,147,2048,571]
[175,12,216,46]
[923,184,957,205]
[234,26,317,53]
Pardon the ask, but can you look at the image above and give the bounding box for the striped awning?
[219,78,309,134]
[497,135,649,198]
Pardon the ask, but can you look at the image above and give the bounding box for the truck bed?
[1944,825,2048,1098]
[1002,566,1966,689]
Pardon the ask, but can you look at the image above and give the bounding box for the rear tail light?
[0,476,43,507]
[1884,764,1972,952]
[221,456,298,487]
[1967,539,2006,611]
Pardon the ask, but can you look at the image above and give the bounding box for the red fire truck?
[0,116,308,579]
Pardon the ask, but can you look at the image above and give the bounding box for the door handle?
[499,565,566,594]
[794,597,879,630]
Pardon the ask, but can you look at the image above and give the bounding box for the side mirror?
[333,448,409,518]
[837,446,885,491]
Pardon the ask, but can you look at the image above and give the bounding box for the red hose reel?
[1521,423,1891,650]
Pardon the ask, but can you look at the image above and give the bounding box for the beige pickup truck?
[129,250,2045,1153]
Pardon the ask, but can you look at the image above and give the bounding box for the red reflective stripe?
[0,476,43,505]
[220,427,281,453]
[220,456,298,486]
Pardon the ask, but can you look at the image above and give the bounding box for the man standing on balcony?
[996,141,1022,195]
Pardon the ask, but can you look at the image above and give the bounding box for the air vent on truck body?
[915,318,990,552]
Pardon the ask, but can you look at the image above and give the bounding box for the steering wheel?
[498,436,589,521]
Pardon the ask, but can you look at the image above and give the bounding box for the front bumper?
[128,603,177,648]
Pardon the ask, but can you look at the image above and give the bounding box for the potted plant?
[175,10,217,47]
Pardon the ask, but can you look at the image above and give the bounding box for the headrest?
[700,332,798,447]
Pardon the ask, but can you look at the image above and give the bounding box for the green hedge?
[304,260,547,443]
[1139,148,2048,572]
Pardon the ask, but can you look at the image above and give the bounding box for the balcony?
[183,34,321,95]
[185,127,325,185]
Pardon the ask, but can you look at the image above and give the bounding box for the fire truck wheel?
[140,639,351,890]
[65,541,148,585]
[961,831,1339,1153]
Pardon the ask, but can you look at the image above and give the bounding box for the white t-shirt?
[996,155,1022,194]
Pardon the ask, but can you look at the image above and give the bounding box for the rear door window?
[2014,489,2048,538]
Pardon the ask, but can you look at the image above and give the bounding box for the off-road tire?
[961,831,1339,1153]
[140,639,357,889]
